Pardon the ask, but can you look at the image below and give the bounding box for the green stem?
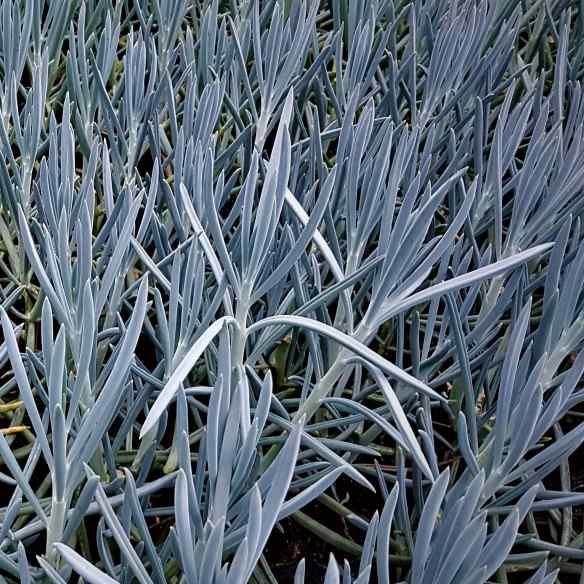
[261,356,347,470]
[46,498,66,564]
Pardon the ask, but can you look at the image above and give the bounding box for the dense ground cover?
[1,0,584,582]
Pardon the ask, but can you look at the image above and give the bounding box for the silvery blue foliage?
[0,0,582,582]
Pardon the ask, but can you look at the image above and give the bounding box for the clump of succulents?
[0,0,584,582]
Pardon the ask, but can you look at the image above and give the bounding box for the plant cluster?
[0,0,584,582]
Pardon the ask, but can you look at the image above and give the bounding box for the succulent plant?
[0,0,583,582]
